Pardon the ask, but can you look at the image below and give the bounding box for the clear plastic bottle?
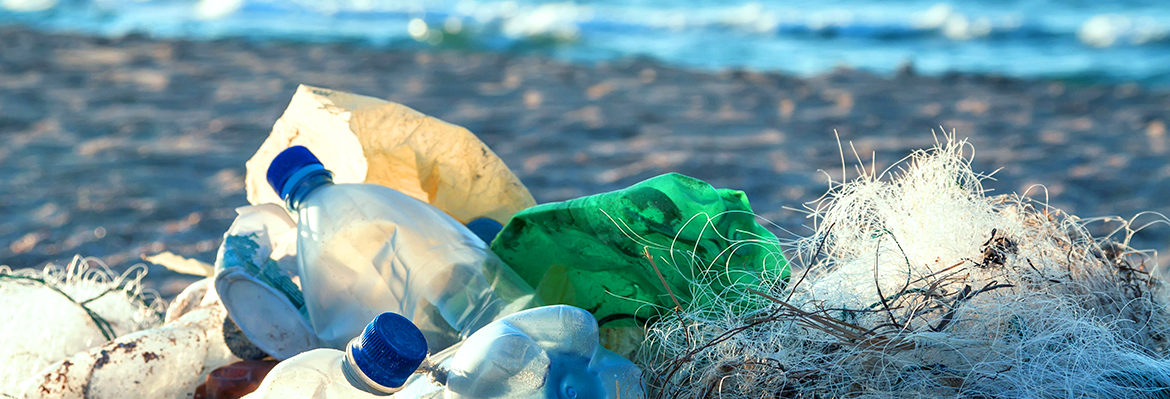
[267,146,537,352]
[248,306,646,399]
[243,312,429,398]
[393,305,646,399]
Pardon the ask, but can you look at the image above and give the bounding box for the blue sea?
[3,0,1170,86]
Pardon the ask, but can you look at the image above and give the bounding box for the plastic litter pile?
[2,86,1167,398]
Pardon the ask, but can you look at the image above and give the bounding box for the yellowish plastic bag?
[245,85,535,224]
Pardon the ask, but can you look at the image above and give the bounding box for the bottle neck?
[283,169,334,212]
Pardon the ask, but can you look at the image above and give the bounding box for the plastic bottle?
[247,306,646,399]
[465,218,504,244]
[244,312,429,398]
[267,146,537,353]
[214,203,321,360]
[398,305,646,399]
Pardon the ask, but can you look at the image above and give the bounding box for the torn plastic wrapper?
[490,173,789,348]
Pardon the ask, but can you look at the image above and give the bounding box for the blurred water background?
[2,0,1170,86]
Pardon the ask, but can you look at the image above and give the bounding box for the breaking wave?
[3,0,1170,85]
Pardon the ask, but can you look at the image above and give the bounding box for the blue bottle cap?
[266,146,324,199]
[351,312,428,389]
[465,218,504,244]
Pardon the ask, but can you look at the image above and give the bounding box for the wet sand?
[1,26,1168,299]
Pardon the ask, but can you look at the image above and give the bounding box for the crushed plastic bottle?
[243,312,429,398]
[214,203,320,360]
[267,146,537,353]
[247,306,645,399]
[396,305,645,398]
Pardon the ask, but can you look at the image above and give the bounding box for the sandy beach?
[1,25,1167,299]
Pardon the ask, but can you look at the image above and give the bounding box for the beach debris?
[242,312,430,397]
[213,203,317,360]
[25,79,1170,399]
[465,217,505,245]
[165,277,211,323]
[243,84,536,226]
[245,306,645,399]
[20,280,240,399]
[142,251,215,277]
[489,172,788,356]
[435,305,645,399]
[638,134,1170,398]
[0,256,164,396]
[213,145,537,368]
[192,360,280,399]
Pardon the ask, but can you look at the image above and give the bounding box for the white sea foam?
[194,0,244,20]
[1,0,56,12]
[1080,14,1169,48]
[499,2,591,40]
[5,0,1170,90]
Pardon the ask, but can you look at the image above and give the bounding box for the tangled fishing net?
[0,256,164,395]
[637,135,1170,398]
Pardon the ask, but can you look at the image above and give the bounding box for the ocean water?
[3,0,1170,86]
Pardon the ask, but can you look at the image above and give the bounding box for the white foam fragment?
[0,256,164,396]
[21,301,240,399]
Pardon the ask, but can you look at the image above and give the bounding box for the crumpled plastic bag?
[244,85,535,225]
[490,173,789,325]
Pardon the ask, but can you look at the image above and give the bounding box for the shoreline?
[1,25,1168,299]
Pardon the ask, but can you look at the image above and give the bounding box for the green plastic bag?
[490,173,788,325]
